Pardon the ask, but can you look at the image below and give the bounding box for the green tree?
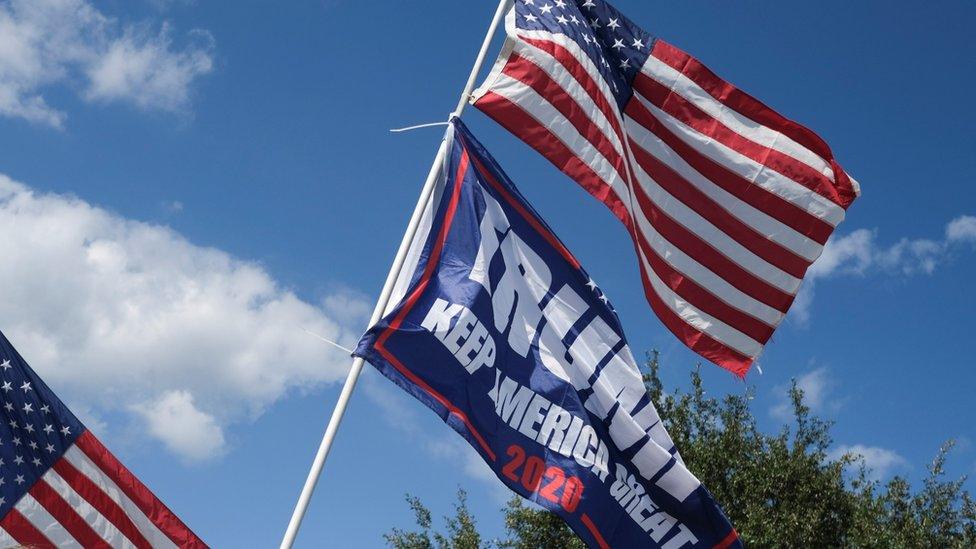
[387,352,975,548]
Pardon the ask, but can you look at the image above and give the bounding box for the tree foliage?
[387,352,975,547]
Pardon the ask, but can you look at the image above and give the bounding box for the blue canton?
[514,0,655,109]
[0,331,84,516]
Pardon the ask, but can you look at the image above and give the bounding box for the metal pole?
[279,2,511,547]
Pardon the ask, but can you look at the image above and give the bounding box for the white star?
[607,17,620,30]
[25,424,34,434]
[60,426,71,436]
[8,419,17,429]
[590,18,601,28]
[0,497,5,506]
[15,475,24,485]
[29,440,38,450]
[586,278,598,291]
[40,404,50,414]
[22,402,33,413]
[570,15,579,24]
[619,58,630,69]
[43,424,54,434]
[556,15,568,25]
[3,402,12,411]
[524,13,538,23]
[600,294,610,304]
[45,443,55,453]
[0,359,10,370]
[611,38,625,50]
[20,381,31,393]
[582,34,592,44]
[524,0,534,4]
[12,437,20,446]
[583,0,596,8]
[539,3,553,14]
[14,455,24,465]
[0,381,10,393]
[632,37,645,49]
[554,0,566,7]
[32,458,41,467]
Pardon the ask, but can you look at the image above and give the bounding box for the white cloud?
[946,215,976,245]
[792,215,976,325]
[770,367,842,422]
[133,390,224,463]
[0,173,368,462]
[828,444,909,481]
[0,0,213,128]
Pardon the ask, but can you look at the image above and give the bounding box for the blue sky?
[1,0,974,546]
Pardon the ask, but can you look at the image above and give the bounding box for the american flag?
[0,330,205,548]
[472,0,859,376]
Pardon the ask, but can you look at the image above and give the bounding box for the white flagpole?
[280,2,511,547]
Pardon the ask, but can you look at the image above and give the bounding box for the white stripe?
[14,492,80,547]
[625,114,823,261]
[63,446,179,549]
[509,40,626,157]
[487,74,799,304]
[632,91,846,226]
[635,243,762,358]
[489,73,630,201]
[0,526,17,547]
[628,185,785,326]
[43,468,137,548]
[631,157,802,295]
[641,55,836,181]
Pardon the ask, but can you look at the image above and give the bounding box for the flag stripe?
[43,468,139,549]
[633,246,754,375]
[63,445,179,549]
[0,507,54,547]
[53,457,151,548]
[632,72,844,211]
[642,53,834,182]
[623,114,823,260]
[649,40,857,207]
[30,479,111,548]
[15,492,81,547]
[479,80,796,324]
[630,136,813,277]
[631,91,845,226]
[74,431,205,548]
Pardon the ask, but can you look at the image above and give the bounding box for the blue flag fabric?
[355,119,739,549]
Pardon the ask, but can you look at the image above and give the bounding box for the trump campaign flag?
[471,0,859,376]
[0,330,205,548]
[355,119,739,549]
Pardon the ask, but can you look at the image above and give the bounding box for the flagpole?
[279,2,511,547]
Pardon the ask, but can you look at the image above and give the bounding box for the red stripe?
[651,40,857,208]
[625,97,834,244]
[0,508,53,547]
[53,458,151,549]
[714,528,741,549]
[633,231,774,344]
[519,36,628,154]
[30,479,111,548]
[476,92,773,370]
[630,176,796,313]
[375,149,497,462]
[629,136,812,278]
[633,247,753,377]
[74,431,206,548]
[580,513,610,549]
[476,91,634,226]
[633,71,845,209]
[503,54,629,187]
[466,150,581,269]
